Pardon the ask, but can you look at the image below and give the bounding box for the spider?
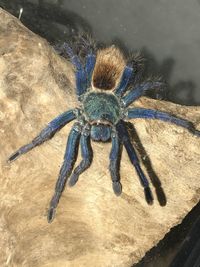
[8,42,200,223]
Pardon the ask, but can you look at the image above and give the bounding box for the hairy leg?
[8,109,77,162]
[85,54,96,88]
[109,130,122,196]
[47,123,81,223]
[63,43,87,96]
[127,108,200,136]
[116,121,153,204]
[68,125,93,187]
[114,66,133,96]
[122,81,163,107]
[114,52,146,97]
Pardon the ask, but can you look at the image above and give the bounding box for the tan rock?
[0,8,200,267]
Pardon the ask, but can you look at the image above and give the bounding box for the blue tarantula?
[8,42,200,223]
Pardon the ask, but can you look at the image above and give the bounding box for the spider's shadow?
[111,38,200,206]
[126,122,166,206]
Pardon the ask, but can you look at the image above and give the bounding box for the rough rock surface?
[0,8,200,267]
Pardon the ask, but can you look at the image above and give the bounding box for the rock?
[0,8,200,267]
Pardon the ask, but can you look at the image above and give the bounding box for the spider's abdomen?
[83,92,121,125]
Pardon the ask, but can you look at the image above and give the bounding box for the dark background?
[1,1,200,266]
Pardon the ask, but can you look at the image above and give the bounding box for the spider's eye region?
[83,92,121,125]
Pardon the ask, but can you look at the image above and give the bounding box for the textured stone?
[0,8,200,267]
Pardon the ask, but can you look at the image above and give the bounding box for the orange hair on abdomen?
[92,46,126,90]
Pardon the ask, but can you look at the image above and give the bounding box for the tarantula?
[8,42,200,223]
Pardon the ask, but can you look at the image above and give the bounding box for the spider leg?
[109,130,122,196]
[122,81,164,107]
[116,121,153,204]
[114,66,133,96]
[63,42,82,71]
[8,109,77,163]
[85,54,96,87]
[68,124,93,187]
[63,43,87,96]
[126,108,200,136]
[47,123,81,223]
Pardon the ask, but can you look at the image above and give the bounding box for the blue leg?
[127,108,200,136]
[63,42,82,70]
[114,66,133,96]
[63,43,87,97]
[8,109,77,162]
[116,121,153,204]
[122,81,164,107]
[109,131,122,196]
[85,54,96,87]
[76,70,87,97]
[68,125,93,186]
[47,123,81,223]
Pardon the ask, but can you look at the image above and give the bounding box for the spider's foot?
[47,207,56,223]
[7,151,21,163]
[68,174,79,187]
[47,192,61,223]
[144,187,153,205]
[112,181,122,196]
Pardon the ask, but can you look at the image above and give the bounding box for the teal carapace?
[83,91,121,125]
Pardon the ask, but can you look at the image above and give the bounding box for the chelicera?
[8,43,200,223]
